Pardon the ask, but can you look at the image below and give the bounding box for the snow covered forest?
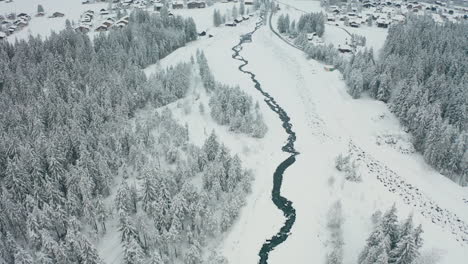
[0,6,256,263]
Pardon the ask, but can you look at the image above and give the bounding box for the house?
[75,25,90,33]
[198,30,206,36]
[327,15,336,21]
[225,21,236,26]
[338,44,353,53]
[50,12,65,18]
[172,1,184,9]
[244,0,253,5]
[95,25,108,32]
[234,16,243,23]
[306,32,317,41]
[242,15,250,20]
[115,21,128,28]
[36,12,45,17]
[392,14,405,23]
[82,0,90,4]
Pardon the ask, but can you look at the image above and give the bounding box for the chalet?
[0,32,6,40]
[117,19,129,25]
[392,14,405,23]
[75,25,90,33]
[50,12,65,18]
[18,13,30,20]
[242,15,250,20]
[244,0,253,5]
[100,9,110,15]
[172,1,184,9]
[95,25,108,32]
[121,15,130,22]
[234,16,243,23]
[36,12,45,17]
[225,21,236,26]
[338,44,352,53]
[327,15,336,21]
[198,30,206,36]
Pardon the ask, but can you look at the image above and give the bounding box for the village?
[0,0,260,40]
[323,0,468,30]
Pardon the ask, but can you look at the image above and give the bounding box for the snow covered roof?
[0,32,6,38]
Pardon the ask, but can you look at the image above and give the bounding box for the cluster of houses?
[325,0,468,29]
[171,1,207,9]
[0,12,30,39]
[225,14,252,26]
[75,8,130,34]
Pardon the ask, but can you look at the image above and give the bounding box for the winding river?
[231,14,299,264]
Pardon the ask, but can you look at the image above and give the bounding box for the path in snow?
[231,14,299,264]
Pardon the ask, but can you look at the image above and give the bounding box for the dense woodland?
[0,7,254,263]
[289,14,467,186]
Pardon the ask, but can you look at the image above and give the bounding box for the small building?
[36,12,45,17]
[243,15,250,20]
[324,65,335,71]
[244,0,253,4]
[198,30,206,36]
[50,12,65,18]
[82,0,90,4]
[102,20,113,27]
[0,32,6,40]
[234,16,243,23]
